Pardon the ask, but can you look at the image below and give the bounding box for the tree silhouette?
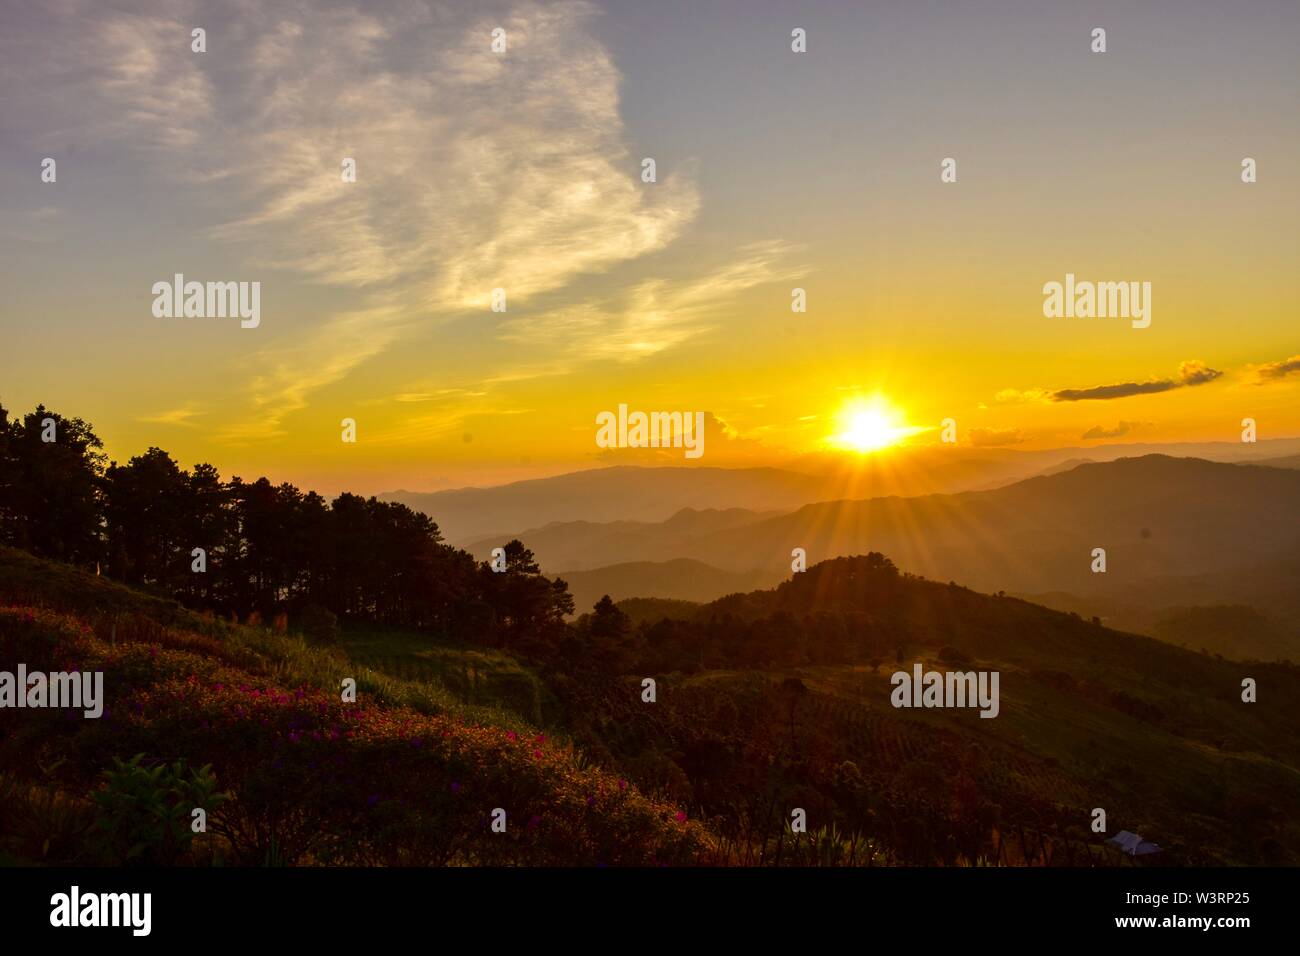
[0,403,105,564]
[0,402,575,643]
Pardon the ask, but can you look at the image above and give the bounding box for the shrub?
[0,605,708,866]
[297,604,341,645]
[88,754,228,866]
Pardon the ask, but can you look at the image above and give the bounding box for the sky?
[1,0,1296,495]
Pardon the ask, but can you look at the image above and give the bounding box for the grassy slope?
[0,546,703,866]
[0,546,546,726]
[6,545,1299,865]
[740,573,1300,861]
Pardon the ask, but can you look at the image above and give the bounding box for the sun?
[830,397,915,453]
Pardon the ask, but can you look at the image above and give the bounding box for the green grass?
[0,550,709,866]
[0,545,552,731]
[338,620,561,728]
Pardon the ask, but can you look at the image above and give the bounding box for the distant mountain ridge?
[560,558,780,614]
[383,466,829,543]
[461,506,775,570]
[687,456,1300,597]
[383,438,1300,544]
[478,456,1300,656]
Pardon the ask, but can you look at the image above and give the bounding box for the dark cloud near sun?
[1254,354,1300,381]
[1052,361,1222,403]
[1081,420,1150,440]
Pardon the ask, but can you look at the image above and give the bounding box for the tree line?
[0,402,573,642]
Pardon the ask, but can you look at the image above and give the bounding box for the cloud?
[994,388,1051,405]
[1178,360,1221,386]
[1052,361,1222,402]
[498,240,805,365]
[1081,420,1149,440]
[139,403,205,427]
[1253,354,1300,382]
[968,427,1024,447]
[7,1,702,442]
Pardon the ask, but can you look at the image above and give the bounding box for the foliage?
[89,754,228,865]
[0,603,707,866]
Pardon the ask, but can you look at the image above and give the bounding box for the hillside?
[615,597,702,626]
[1020,543,1300,661]
[560,558,779,613]
[0,547,704,866]
[5,544,1298,866]
[1257,453,1300,470]
[588,555,1300,864]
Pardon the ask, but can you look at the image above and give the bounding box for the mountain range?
[382,438,1300,545]
[391,452,1300,660]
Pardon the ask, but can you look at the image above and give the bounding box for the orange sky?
[1,1,1296,494]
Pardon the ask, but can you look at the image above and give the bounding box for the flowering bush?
[0,606,707,866]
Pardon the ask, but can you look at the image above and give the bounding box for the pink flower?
[619,779,628,791]
[675,811,687,823]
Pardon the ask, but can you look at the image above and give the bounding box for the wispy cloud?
[498,240,806,365]
[139,403,205,427]
[994,387,1052,405]
[8,0,704,442]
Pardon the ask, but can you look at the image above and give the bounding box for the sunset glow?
[830,398,918,453]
